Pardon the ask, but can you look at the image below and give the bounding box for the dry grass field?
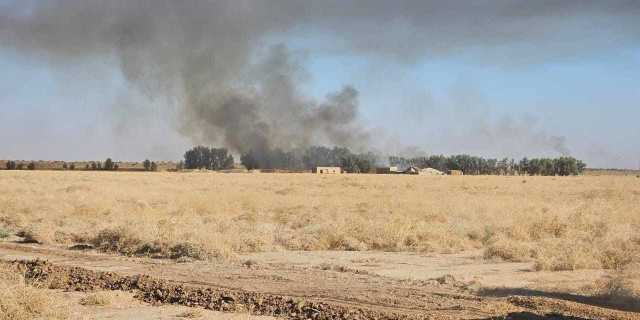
[0,171,638,267]
[0,171,639,297]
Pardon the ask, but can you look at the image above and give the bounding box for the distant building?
[419,168,445,176]
[449,170,464,176]
[403,166,421,175]
[376,166,400,174]
[402,167,445,175]
[313,167,342,174]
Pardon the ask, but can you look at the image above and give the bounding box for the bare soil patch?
[1,242,638,320]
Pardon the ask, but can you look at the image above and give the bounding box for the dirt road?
[0,242,637,320]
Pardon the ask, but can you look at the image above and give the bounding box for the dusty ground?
[1,241,638,320]
[56,290,272,320]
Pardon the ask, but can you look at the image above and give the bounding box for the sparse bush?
[150,161,158,172]
[16,229,42,244]
[0,228,9,239]
[592,261,640,310]
[483,236,533,262]
[135,241,167,257]
[533,238,601,271]
[62,163,68,170]
[169,242,207,260]
[90,227,143,256]
[600,239,638,270]
[88,229,210,261]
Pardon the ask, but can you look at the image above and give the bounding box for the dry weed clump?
[532,237,602,271]
[87,227,209,260]
[0,264,69,320]
[483,234,534,262]
[589,259,640,310]
[0,171,639,271]
[79,291,113,306]
[176,308,204,318]
[89,227,143,256]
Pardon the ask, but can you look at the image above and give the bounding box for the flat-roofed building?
[313,167,342,174]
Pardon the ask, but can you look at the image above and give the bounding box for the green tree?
[5,161,17,170]
[210,148,235,170]
[240,150,259,170]
[104,158,115,171]
[577,160,587,174]
[143,159,152,171]
[184,146,210,169]
[27,162,36,170]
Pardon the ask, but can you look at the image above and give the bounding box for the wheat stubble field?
[1,171,639,319]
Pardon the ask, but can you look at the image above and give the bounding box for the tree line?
[389,155,586,176]
[4,161,34,170]
[181,145,586,176]
[181,145,376,173]
[3,147,587,176]
[3,158,155,171]
[240,146,377,173]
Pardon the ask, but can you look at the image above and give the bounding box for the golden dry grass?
[0,171,638,274]
[79,292,114,306]
[0,264,69,320]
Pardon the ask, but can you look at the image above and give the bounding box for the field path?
[0,241,637,320]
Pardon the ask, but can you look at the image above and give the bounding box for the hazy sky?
[1,1,639,168]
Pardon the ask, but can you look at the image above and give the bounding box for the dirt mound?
[14,260,438,320]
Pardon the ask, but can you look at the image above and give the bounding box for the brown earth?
[47,290,274,320]
[1,242,638,320]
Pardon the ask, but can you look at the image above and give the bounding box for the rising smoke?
[0,0,369,154]
[1,1,639,160]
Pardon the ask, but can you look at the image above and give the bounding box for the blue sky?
[295,45,640,168]
[1,1,639,168]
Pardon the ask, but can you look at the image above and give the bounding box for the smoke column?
[0,0,369,154]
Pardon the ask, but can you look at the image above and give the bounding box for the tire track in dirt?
[0,242,638,320]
